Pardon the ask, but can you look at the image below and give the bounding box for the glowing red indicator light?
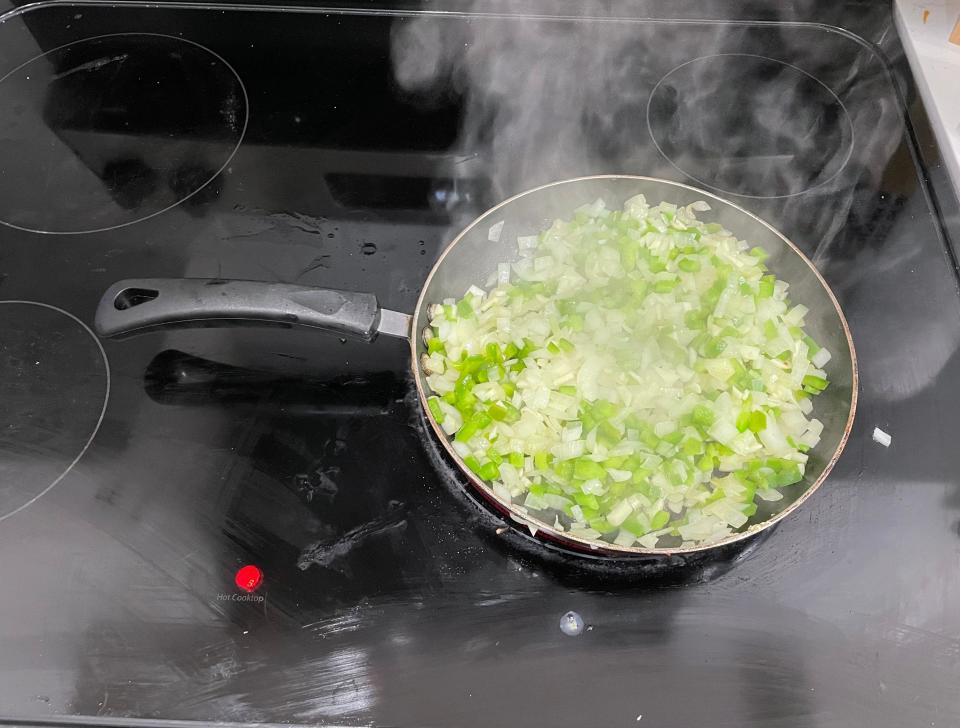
[234,565,263,593]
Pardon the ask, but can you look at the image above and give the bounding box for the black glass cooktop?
[1,2,959,727]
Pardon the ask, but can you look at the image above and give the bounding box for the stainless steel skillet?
[95,175,857,556]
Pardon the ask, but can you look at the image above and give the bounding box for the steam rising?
[391,10,671,198]
[391,5,933,399]
[390,4,901,239]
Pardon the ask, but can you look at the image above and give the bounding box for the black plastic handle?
[95,278,383,340]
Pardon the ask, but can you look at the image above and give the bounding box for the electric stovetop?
[1,2,959,727]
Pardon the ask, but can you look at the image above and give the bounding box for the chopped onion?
[424,197,831,548]
[811,347,832,369]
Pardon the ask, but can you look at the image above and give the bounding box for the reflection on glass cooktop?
[0,32,246,233]
[0,3,958,728]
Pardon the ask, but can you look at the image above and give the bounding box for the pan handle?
[94,278,410,340]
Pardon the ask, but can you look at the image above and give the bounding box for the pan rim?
[412,174,858,557]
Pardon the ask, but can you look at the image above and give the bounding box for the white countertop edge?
[894,1,960,203]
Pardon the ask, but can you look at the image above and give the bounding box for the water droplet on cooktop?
[0,33,248,234]
[0,302,109,522]
[361,242,377,255]
[646,54,853,198]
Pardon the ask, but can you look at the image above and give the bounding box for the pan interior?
[413,175,855,554]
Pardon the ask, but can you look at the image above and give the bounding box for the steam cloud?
[390,1,898,215]
[390,3,932,399]
[391,7,669,199]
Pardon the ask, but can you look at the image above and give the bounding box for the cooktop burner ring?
[646,53,855,199]
[0,32,248,235]
[0,301,110,522]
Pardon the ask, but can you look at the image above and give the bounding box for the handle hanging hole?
[114,287,159,310]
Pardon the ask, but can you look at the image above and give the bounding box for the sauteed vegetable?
[422,196,831,548]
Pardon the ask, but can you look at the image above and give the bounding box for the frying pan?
[94,175,857,556]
